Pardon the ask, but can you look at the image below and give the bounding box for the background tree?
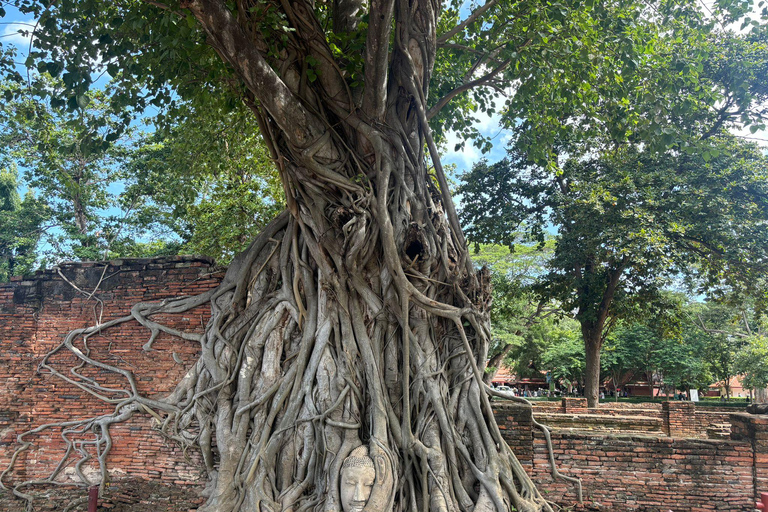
[653,328,711,398]
[600,329,637,400]
[469,242,557,383]
[734,335,768,402]
[688,301,766,399]
[459,0,768,408]
[540,327,585,395]
[460,135,768,409]
[0,80,137,262]
[122,98,284,263]
[0,82,285,266]
[0,166,49,281]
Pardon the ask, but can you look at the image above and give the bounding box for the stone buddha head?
[339,445,375,512]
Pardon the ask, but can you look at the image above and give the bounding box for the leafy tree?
[0,167,49,280]
[122,98,284,263]
[469,242,557,382]
[653,329,711,398]
[460,136,768,408]
[601,318,691,399]
[734,335,768,401]
[0,81,135,261]
[687,301,765,399]
[0,80,283,265]
[3,0,766,510]
[458,0,768,408]
[601,328,638,400]
[540,327,586,395]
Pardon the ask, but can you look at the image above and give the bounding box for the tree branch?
[361,0,396,120]
[181,0,323,149]
[596,259,626,328]
[437,0,501,44]
[426,59,510,120]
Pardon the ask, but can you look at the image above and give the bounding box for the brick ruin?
[1,258,766,511]
[496,400,767,511]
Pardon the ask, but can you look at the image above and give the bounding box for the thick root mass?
[1,201,553,512]
[2,5,553,505]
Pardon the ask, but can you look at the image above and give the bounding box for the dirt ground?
[0,481,607,512]
[0,480,206,511]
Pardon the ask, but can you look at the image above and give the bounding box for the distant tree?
[460,137,768,407]
[0,80,284,265]
[734,335,768,402]
[601,327,641,400]
[123,98,284,263]
[469,243,558,382]
[0,80,134,262]
[540,327,586,395]
[460,3,768,407]
[0,167,49,280]
[688,301,766,399]
[654,329,711,398]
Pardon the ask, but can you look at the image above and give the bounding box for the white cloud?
[443,129,481,168]
[731,124,768,149]
[1,20,37,52]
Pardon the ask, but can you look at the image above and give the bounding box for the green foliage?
[601,324,648,391]
[685,300,767,396]
[460,137,768,390]
[0,167,49,280]
[540,326,586,385]
[507,1,768,164]
[470,242,561,375]
[0,79,134,262]
[0,74,282,266]
[734,335,768,391]
[122,98,284,263]
[654,328,712,393]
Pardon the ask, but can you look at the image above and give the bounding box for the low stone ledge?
[533,411,663,434]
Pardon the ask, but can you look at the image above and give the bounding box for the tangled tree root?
[0,206,580,512]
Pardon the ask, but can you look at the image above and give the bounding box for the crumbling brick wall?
[495,399,765,510]
[0,257,225,492]
[532,431,756,510]
[2,258,766,511]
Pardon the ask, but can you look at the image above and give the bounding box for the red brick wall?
[732,413,768,501]
[494,402,534,465]
[531,399,741,439]
[495,399,766,510]
[532,431,755,511]
[0,257,225,491]
[2,259,765,511]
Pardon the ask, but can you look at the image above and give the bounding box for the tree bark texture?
[582,328,602,409]
[1,0,556,511]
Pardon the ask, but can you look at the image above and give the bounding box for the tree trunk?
[2,0,556,509]
[583,330,602,408]
[157,1,554,510]
[575,264,622,409]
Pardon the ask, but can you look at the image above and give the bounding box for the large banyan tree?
[0,0,611,509]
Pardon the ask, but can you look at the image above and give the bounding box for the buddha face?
[339,464,375,512]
